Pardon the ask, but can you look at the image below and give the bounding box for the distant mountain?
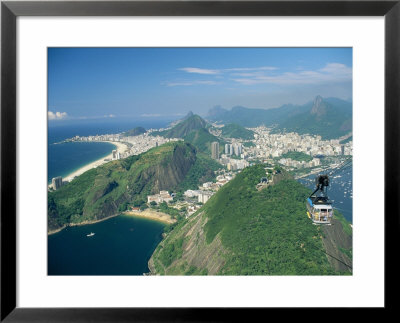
[274,96,352,139]
[157,114,208,138]
[220,123,254,140]
[153,114,224,154]
[168,111,195,127]
[206,96,352,139]
[149,164,352,275]
[207,103,310,128]
[121,126,146,137]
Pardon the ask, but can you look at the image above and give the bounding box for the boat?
[87,232,95,237]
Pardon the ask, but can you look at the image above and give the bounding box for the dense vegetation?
[281,151,313,162]
[48,142,211,232]
[150,114,225,154]
[152,164,352,275]
[177,153,223,192]
[153,115,207,138]
[183,128,225,154]
[202,165,336,274]
[220,123,254,140]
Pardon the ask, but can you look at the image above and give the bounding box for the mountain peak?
[185,111,194,119]
[311,95,328,117]
[207,105,227,118]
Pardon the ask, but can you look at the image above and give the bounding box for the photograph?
[47,47,353,276]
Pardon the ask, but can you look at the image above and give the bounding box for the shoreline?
[49,140,130,185]
[47,209,174,236]
[48,213,119,235]
[123,209,177,225]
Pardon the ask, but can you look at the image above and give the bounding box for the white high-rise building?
[52,176,63,190]
[225,144,230,155]
[211,142,219,159]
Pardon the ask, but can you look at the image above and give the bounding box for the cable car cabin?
[306,196,333,224]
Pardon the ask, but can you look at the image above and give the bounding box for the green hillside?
[121,126,146,137]
[183,128,225,154]
[273,96,352,139]
[155,115,207,138]
[48,142,212,232]
[220,123,254,140]
[150,164,352,275]
[150,114,225,154]
[281,151,313,162]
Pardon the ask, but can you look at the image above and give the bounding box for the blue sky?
[48,48,352,123]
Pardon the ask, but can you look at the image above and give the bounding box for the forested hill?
[152,114,225,154]
[220,123,254,140]
[149,164,352,275]
[48,142,218,233]
[154,114,207,138]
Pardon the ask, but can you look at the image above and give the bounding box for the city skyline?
[48,47,352,124]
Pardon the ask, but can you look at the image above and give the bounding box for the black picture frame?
[1,0,399,321]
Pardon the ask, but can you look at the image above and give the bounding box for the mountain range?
[206,96,352,139]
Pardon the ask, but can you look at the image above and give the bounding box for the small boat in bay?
[87,232,95,237]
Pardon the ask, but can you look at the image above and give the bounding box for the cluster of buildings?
[123,133,180,156]
[224,143,243,156]
[66,132,180,160]
[248,126,353,159]
[67,134,122,143]
[219,157,249,171]
[147,191,174,204]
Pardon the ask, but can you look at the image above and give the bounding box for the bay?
[48,214,165,275]
[47,120,172,276]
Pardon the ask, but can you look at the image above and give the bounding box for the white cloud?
[179,67,220,75]
[225,66,278,72]
[48,111,68,120]
[232,63,352,85]
[164,80,219,87]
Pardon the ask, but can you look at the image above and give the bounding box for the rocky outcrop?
[321,218,352,273]
[48,142,198,232]
[149,211,228,275]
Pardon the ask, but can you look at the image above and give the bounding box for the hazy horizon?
[48,47,352,125]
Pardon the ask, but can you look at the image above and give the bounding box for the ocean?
[48,118,172,183]
[48,119,171,275]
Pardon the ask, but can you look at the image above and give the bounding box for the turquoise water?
[48,215,165,275]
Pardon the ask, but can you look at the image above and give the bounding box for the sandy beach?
[124,209,177,225]
[50,141,130,185]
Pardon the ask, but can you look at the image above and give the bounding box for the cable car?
[306,175,333,224]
